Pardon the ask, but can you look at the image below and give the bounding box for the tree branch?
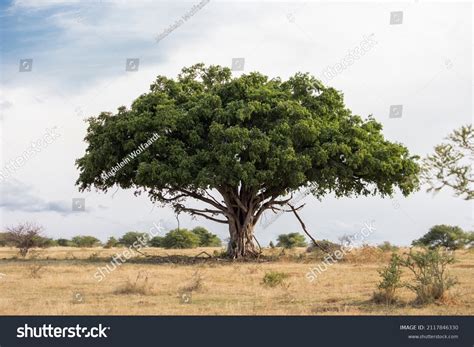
[288,203,328,252]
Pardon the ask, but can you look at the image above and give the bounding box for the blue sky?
[0,0,472,245]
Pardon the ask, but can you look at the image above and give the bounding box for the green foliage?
[378,241,399,252]
[276,233,307,249]
[119,232,149,247]
[71,235,102,248]
[56,238,73,247]
[161,229,200,249]
[36,237,57,248]
[104,237,119,248]
[413,225,473,250]
[422,124,473,200]
[400,248,457,304]
[0,232,10,246]
[76,64,419,199]
[149,236,164,247]
[191,226,222,246]
[76,64,420,257]
[269,241,275,248]
[373,253,403,304]
[262,271,289,288]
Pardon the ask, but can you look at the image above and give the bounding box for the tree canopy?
[76,63,420,258]
[412,225,473,250]
[276,232,307,249]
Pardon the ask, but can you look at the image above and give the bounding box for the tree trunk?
[227,216,259,259]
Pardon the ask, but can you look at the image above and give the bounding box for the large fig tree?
[76,64,419,258]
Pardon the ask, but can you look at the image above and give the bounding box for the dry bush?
[311,304,349,314]
[177,270,204,304]
[6,222,44,257]
[180,270,204,293]
[113,272,152,295]
[261,271,289,288]
[345,245,388,264]
[27,264,44,279]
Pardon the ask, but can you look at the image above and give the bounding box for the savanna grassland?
[0,246,472,315]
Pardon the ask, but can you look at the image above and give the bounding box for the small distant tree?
[71,235,102,248]
[161,229,200,249]
[191,226,222,247]
[276,233,307,249]
[269,241,275,248]
[422,124,473,200]
[104,237,119,248]
[119,232,149,247]
[412,225,473,250]
[6,222,44,257]
[149,236,164,247]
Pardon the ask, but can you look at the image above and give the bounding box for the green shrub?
[262,271,289,287]
[36,237,57,248]
[276,233,307,249]
[378,241,399,252]
[0,232,10,246]
[191,227,222,247]
[161,229,200,249]
[401,248,457,304]
[373,253,403,304]
[412,225,473,250]
[269,241,275,248]
[71,235,102,248]
[56,238,73,247]
[104,237,119,249]
[119,232,149,247]
[149,236,163,247]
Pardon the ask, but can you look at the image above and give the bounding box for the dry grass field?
[0,246,473,315]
